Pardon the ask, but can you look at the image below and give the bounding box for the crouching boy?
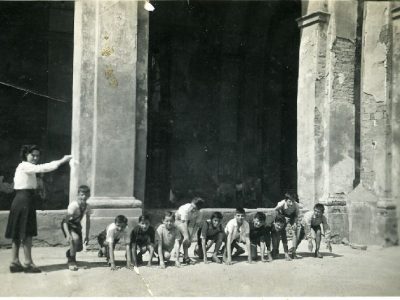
[249,212,270,262]
[97,215,132,270]
[130,215,155,267]
[296,203,332,258]
[223,208,253,265]
[61,185,91,271]
[267,214,292,261]
[155,212,181,269]
[194,211,225,264]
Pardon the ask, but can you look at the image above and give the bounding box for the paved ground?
[0,243,399,297]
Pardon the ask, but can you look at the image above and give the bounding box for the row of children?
[5,145,332,273]
[62,187,333,271]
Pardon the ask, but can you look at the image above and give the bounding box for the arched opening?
[146,1,301,209]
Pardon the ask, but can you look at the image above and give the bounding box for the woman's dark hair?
[20,144,40,161]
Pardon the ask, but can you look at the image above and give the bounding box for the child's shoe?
[232,247,245,257]
[23,264,42,273]
[182,257,193,265]
[9,262,24,273]
[98,249,103,257]
[314,251,323,258]
[68,262,78,271]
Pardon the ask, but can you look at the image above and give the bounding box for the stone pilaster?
[297,2,357,211]
[71,0,143,240]
[391,3,400,243]
[296,9,330,210]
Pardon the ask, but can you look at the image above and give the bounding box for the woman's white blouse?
[14,161,60,190]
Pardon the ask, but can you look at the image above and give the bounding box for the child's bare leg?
[314,229,323,258]
[11,239,21,264]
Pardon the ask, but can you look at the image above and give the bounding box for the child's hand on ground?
[110,263,118,271]
[285,253,292,261]
[308,240,314,252]
[159,262,166,269]
[326,242,332,252]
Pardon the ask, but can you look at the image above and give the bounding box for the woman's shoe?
[23,264,42,273]
[9,262,24,273]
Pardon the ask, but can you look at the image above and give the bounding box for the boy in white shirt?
[61,185,91,271]
[97,215,132,270]
[223,208,253,265]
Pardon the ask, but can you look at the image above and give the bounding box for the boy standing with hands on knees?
[61,185,91,271]
[175,197,205,264]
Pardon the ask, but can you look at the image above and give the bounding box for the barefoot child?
[97,215,132,270]
[274,192,300,258]
[297,203,332,258]
[268,214,292,261]
[155,211,181,269]
[130,215,155,267]
[223,208,253,265]
[249,212,269,262]
[175,197,205,264]
[61,185,91,271]
[194,211,225,264]
[5,145,72,273]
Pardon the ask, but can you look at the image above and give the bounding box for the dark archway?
[146,1,300,209]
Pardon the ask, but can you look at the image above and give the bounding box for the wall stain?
[104,66,118,87]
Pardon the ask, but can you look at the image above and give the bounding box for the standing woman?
[5,145,72,273]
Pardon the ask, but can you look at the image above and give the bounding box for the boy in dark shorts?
[274,192,300,258]
[194,211,225,264]
[297,203,332,258]
[130,215,155,267]
[249,212,270,262]
[97,215,132,270]
[267,214,292,261]
[61,185,91,271]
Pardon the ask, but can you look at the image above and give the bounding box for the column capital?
[296,11,330,29]
[392,6,400,20]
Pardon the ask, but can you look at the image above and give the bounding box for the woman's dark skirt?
[5,189,38,240]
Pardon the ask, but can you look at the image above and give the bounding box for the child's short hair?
[139,214,151,223]
[20,144,40,161]
[274,214,286,225]
[115,215,128,224]
[211,211,223,220]
[163,211,175,221]
[235,207,246,215]
[192,197,205,209]
[314,203,325,213]
[254,212,266,222]
[78,185,90,195]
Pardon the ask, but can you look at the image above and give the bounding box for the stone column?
[71,0,143,239]
[359,1,398,245]
[296,6,330,210]
[391,3,400,243]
